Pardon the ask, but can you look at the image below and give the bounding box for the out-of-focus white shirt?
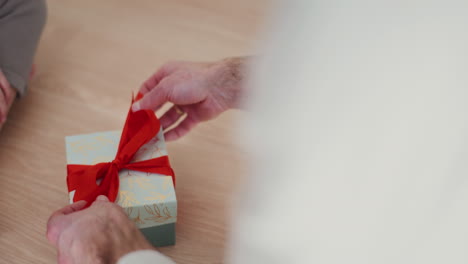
[119,1,468,263]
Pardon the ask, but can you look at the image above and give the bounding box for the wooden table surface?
[0,1,267,263]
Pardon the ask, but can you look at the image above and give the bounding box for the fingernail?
[132,102,140,112]
[96,195,109,202]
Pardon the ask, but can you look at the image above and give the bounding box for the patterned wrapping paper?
[65,129,177,230]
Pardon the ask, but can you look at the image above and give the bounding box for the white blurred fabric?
[117,250,174,264]
[229,0,468,263]
[121,1,468,263]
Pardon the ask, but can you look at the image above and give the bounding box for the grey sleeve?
[0,0,47,96]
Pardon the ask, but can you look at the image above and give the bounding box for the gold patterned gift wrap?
[65,129,177,246]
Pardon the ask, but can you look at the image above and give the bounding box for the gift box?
[65,97,177,247]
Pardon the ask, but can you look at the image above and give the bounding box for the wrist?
[107,215,155,263]
[212,57,248,109]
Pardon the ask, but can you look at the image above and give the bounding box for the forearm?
[0,0,47,96]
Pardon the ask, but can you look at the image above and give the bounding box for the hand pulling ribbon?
[67,94,175,204]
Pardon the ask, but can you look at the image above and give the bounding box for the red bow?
[67,95,175,204]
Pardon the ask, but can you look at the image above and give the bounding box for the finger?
[164,114,198,141]
[132,78,172,112]
[160,105,186,130]
[50,201,88,218]
[0,92,7,125]
[0,74,14,103]
[0,71,11,124]
[138,68,168,95]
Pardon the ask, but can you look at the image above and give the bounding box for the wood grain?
[0,0,268,263]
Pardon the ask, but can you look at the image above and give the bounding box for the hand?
[132,57,247,141]
[0,69,16,128]
[47,196,154,264]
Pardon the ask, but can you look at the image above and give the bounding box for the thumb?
[90,195,110,208]
[95,195,109,202]
[132,82,170,112]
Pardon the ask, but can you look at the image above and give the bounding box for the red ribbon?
[67,94,175,204]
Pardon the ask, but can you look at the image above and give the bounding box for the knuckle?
[46,216,55,231]
[46,213,60,233]
[4,89,13,103]
[140,82,151,93]
[47,224,66,245]
[113,205,127,217]
[46,225,57,242]
[103,202,123,214]
[108,207,128,223]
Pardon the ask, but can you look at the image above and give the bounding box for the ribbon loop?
[67,95,175,204]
